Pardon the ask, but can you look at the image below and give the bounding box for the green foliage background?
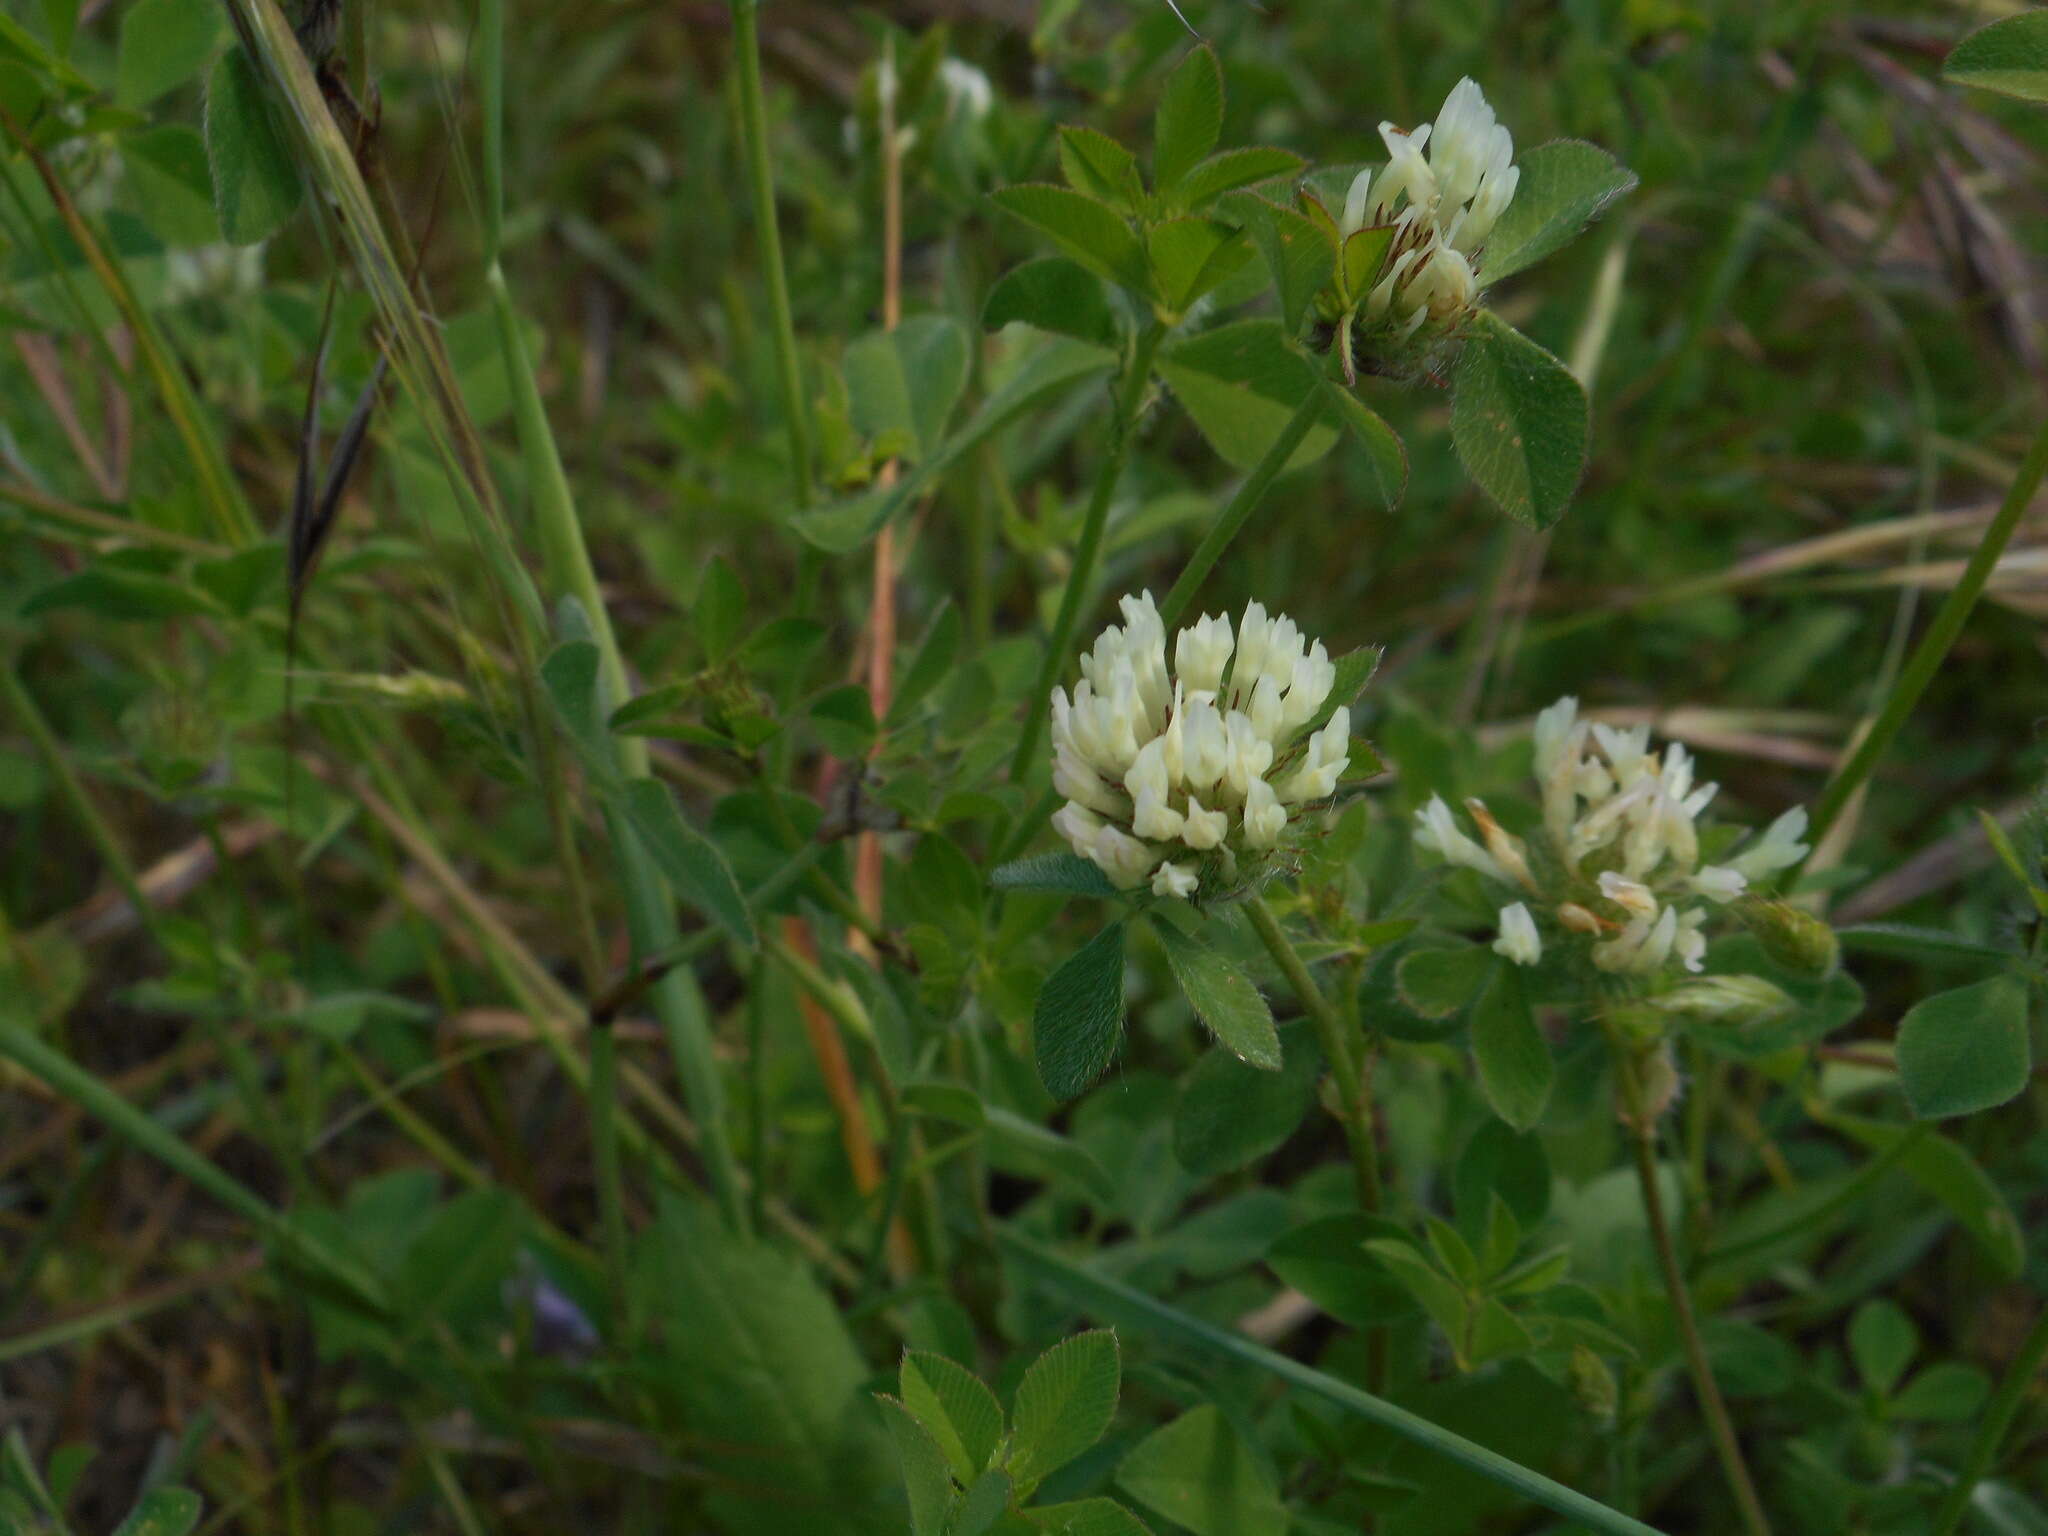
[0,0,2045,1531]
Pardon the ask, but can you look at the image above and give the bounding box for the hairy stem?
[1245,895,1381,1212]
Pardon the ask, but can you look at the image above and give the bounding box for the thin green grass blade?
[997,1230,1667,1536]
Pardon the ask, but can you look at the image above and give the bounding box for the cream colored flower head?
[1336,77,1519,339]
[1050,592,1354,899]
[1413,697,1810,979]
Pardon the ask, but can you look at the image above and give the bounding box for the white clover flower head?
[1411,698,1812,982]
[1493,902,1542,967]
[939,59,993,123]
[1049,593,1360,898]
[1333,78,1518,341]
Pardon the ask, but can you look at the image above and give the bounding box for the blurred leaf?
[1010,1329,1120,1490]
[1825,1110,2026,1278]
[1944,12,2048,103]
[796,335,1115,551]
[1451,310,1588,530]
[25,557,226,621]
[984,257,1121,349]
[1701,1318,1797,1397]
[122,125,219,246]
[1849,1300,1917,1398]
[695,558,745,661]
[1029,1499,1154,1535]
[1454,1121,1551,1228]
[844,314,971,461]
[1479,140,1636,284]
[1890,1362,1991,1422]
[1156,320,1337,471]
[1035,923,1127,1099]
[1468,961,1552,1130]
[1153,918,1279,1069]
[887,601,962,726]
[394,1189,524,1337]
[1116,1405,1285,1536]
[204,49,301,246]
[632,1196,897,1532]
[1838,924,2013,964]
[116,0,221,108]
[992,852,1118,898]
[110,1487,203,1536]
[991,184,1147,290]
[620,778,755,948]
[901,1080,985,1128]
[1897,975,2031,1120]
[877,1397,953,1536]
[1265,1214,1417,1328]
[1172,1021,1319,1174]
[809,683,877,757]
[984,1107,1117,1204]
[1396,941,1489,1020]
[540,641,610,770]
[1153,45,1223,193]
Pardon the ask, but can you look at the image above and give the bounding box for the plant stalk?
[1806,409,2048,849]
[1157,386,1324,632]
[1009,322,1166,779]
[1245,895,1381,1212]
[1001,1230,1668,1536]
[1929,1302,2048,1535]
[1620,1056,1772,1536]
[730,0,814,508]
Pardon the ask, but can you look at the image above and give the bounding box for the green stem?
[1000,1230,1668,1536]
[1010,322,1166,780]
[1157,385,1324,632]
[587,1022,632,1339]
[1,664,151,930]
[1806,409,2048,849]
[730,0,814,508]
[1930,1302,2048,1535]
[490,249,749,1233]
[1621,1059,1772,1536]
[0,111,255,548]
[1244,895,1381,1212]
[0,1022,385,1314]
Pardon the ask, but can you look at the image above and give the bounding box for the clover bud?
[1734,897,1841,978]
[1646,974,1796,1032]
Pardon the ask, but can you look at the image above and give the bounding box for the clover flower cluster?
[1051,593,1353,899]
[1335,78,1520,340]
[1414,697,1811,979]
